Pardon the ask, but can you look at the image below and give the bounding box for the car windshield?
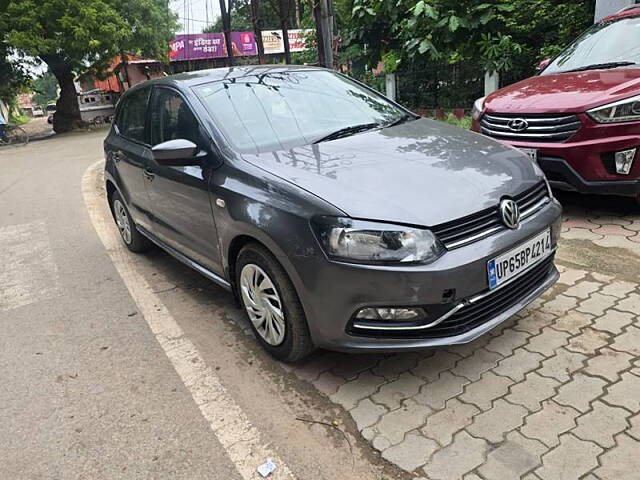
[193,70,405,153]
[544,16,640,74]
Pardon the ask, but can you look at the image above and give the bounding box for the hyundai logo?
[507,118,529,132]
[500,199,521,229]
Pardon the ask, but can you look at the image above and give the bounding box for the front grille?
[348,256,555,339]
[480,113,581,142]
[432,181,549,249]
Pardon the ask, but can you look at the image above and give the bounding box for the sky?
[170,0,221,34]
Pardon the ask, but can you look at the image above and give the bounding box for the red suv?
[472,7,640,205]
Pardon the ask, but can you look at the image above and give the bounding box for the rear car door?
[108,87,154,231]
[145,86,223,274]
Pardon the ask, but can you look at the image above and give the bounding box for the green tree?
[32,72,59,107]
[3,0,178,132]
[346,0,594,75]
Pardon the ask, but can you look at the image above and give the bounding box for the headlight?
[588,94,640,123]
[472,96,486,121]
[311,216,445,265]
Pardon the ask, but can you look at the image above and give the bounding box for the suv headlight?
[588,94,640,123]
[311,216,445,265]
[472,96,486,121]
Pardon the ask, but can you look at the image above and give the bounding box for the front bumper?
[472,114,640,198]
[289,200,562,352]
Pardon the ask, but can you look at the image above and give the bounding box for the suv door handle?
[143,167,155,181]
[113,151,123,163]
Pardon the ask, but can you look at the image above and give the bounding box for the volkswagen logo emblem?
[507,118,529,132]
[500,199,521,229]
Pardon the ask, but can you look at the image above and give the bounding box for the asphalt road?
[0,130,405,480]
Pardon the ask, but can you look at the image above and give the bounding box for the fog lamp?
[355,307,427,322]
[614,148,636,175]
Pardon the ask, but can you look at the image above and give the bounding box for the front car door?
[108,87,154,231]
[145,86,223,274]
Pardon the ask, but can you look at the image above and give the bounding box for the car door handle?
[143,168,155,181]
[113,151,123,163]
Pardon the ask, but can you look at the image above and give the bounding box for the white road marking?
[0,221,61,311]
[82,160,295,480]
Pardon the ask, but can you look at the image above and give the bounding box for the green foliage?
[478,33,523,73]
[437,113,472,130]
[345,0,594,75]
[4,0,178,72]
[31,72,59,106]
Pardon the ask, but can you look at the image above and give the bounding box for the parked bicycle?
[0,124,29,147]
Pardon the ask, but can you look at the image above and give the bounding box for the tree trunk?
[45,59,80,133]
[250,0,266,64]
[279,0,291,64]
[219,0,234,66]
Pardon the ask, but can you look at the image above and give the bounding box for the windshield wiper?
[383,113,419,128]
[562,61,637,73]
[313,122,381,144]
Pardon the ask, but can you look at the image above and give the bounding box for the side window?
[115,87,150,143]
[150,88,202,147]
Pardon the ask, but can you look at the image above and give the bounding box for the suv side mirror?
[537,58,551,71]
[152,139,200,166]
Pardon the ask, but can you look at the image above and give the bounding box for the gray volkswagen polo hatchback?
[104,66,561,362]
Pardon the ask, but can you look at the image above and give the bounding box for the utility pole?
[313,0,333,68]
[219,0,235,66]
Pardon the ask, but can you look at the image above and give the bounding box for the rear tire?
[236,243,314,362]
[110,191,151,253]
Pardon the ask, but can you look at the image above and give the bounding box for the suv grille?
[480,113,581,142]
[432,181,549,249]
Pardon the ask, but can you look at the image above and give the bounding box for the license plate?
[519,148,538,162]
[487,229,552,289]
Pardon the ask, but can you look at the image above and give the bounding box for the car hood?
[485,69,640,113]
[240,119,543,226]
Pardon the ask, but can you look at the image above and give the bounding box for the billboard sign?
[261,29,313,54]
[169,32,257,61]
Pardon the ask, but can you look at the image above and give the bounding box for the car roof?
[602,6,640,22]
[132,64,329,91]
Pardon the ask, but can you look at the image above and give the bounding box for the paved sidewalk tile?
[466,399,527,443]
[420,398,478,447]
[422,431,488,480]
[521,401,580,448]
[573,401,630,448]
[506,372,559,412]
[604,372,640,412]
[478,431,547,479]
[459,371,513,411]
[414,372,469,410]
[381,432,438,472]
[595,433,640,480]
[298,257,640,476]
[554,373,606,413]
[374,399,431,446]
[535,434,602,480]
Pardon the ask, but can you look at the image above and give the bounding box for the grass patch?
[9,114,31,125]
[436,113,472,129]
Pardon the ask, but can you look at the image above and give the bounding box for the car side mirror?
[537,58,551,71]
[151,139,200,166]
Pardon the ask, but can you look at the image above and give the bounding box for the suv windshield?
[544,15,640,75]
[193,70,405,153]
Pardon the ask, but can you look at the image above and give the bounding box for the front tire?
[236,243,314,362]
[110,191,151,253]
